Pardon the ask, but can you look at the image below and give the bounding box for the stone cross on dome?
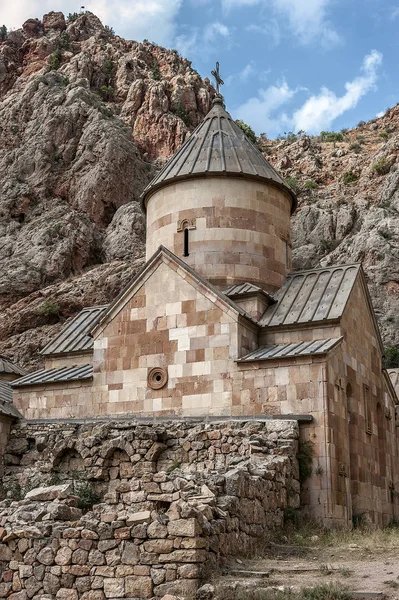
[211,62,224,95]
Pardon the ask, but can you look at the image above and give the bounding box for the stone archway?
[52,448,85,481]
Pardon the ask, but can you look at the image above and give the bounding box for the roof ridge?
[287,263,362,277]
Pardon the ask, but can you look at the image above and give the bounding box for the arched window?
[177,218,196,258]
[184,227,189,256]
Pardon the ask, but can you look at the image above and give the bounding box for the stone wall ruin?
[0,419,299,599]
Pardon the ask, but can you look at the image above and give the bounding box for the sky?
[1,0,399,138]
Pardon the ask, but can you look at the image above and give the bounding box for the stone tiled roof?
[0,381,23,418]
[260,264,361,327]
[0,356,27,377]
[224,282,275,303]
[141,97,297,211]
[238,338,342,362]
[12,364,93,388]
[41,305,108,356]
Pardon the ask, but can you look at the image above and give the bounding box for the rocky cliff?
[0,11,213,368]
[0,11,398,370]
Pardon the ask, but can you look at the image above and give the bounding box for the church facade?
[11,97,399,527]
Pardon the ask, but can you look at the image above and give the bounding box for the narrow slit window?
[363,384,372,434]
[285,240,290,269]
[183,228,189,256]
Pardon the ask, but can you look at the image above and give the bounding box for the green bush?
[320,238,339,254]
[0,25,7,41]
[74,481,101,510]
[174,102,190,127]
[379,131,389,140]
[235,119,257,144]
[49,49,62,70]
[151,59,162,81]
[104,25,115,37]
[285,177,300,193]
[99,85,114,101]
[372,157,391,175]
[357,120,366,128]
[103,58,115,82]
[320,131,344,144]
[67,12,78,22]
[383,346,399,368]
[58,31,69,50]
[303,179,318,190]
[297,439,314,483]
[349,142,362,154]
[39,301,61,317]
[343,170,358,184]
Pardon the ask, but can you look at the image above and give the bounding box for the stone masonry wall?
[0,419,299,599]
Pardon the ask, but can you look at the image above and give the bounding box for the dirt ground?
[218,527,399,599]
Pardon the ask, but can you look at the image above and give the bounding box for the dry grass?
[275,517,399,552]
[215,582,351,600]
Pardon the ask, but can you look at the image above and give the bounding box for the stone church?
[10,95,399,527]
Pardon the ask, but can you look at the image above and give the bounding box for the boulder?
[25,484,72,502]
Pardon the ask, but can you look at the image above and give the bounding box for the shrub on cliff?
[235,119,257,144]
[384,346,399,368]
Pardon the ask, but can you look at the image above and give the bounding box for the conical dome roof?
[141,97,297,212]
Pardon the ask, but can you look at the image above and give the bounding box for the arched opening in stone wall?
[104,448,134,480]
[52,448,85,481]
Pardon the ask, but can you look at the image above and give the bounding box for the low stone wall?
[0,419,299,599]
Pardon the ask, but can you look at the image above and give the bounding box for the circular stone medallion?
[147,367,168,390]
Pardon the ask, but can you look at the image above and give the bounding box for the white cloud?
[222,0,260,9]
[236,80,298,136]
[225,61,256,85]
[203,22,231,43]
[222,0,340,47]
[236,50,383,137]
[247,19,280,46]
[293,50,383,132]
[176,21,232,59]
[270,0,341,48]
[0,0,183,47]
[86,0,182,45]
[376,110,386,118]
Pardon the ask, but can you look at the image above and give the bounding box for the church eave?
[141,170,297,214]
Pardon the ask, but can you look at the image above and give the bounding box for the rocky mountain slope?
[0,11,398,370]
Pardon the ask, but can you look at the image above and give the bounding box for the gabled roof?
[141,97,297,212]
[0,381,23,418]
[0,356,27,377]
[92,246,259,337]
[40,305,108,356]
[224,282,275,304]
[388,369,399,392]
[238,338,342,363]
[12,364,93,388]
[260,264,361,327]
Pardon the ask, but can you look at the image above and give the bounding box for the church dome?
[141,97,297,212]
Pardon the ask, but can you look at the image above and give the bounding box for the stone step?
[223,569,272,578]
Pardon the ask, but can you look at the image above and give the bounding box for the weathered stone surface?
[56,589,79,600]
[147,521,168,539]
[121,542,139,565]
[25,484,72,502]
[37,547,55,565]
[103,577,124,598]
[125,575,153,599]
[167,519,201,537]
[54,547,73,566]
